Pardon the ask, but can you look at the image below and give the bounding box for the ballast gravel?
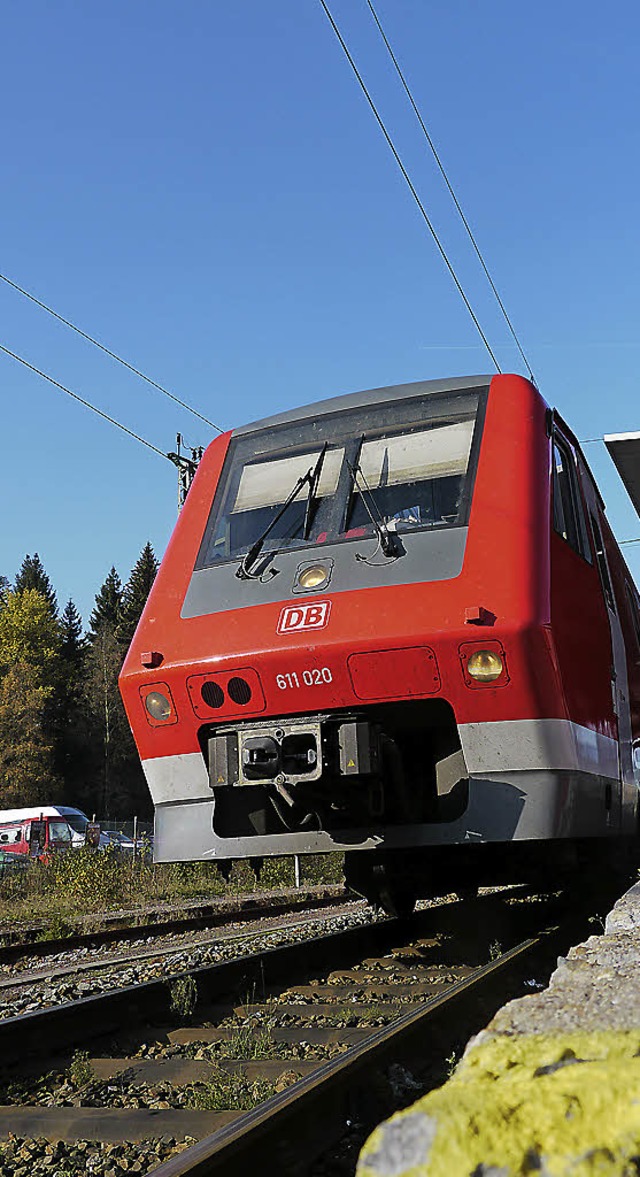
[0,890,490,1174]
[0,1135,196,1175]
[0,902,383,1021]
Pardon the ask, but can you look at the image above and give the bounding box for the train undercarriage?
[192,698,637,916]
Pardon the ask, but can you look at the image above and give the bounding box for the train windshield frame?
[196,388,486,571]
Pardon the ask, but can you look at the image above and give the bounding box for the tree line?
[0,545,159,819]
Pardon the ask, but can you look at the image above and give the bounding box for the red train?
[119,374,640,912]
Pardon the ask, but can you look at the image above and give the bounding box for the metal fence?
[100,819,154,842]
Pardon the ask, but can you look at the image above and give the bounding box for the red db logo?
[277,601,331,635]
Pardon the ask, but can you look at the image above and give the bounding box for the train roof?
[604,432,640,520]
[233,375,492,437]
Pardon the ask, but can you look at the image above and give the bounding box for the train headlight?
[466,650,503,682]
[294,561,332,593]
[140,683,178,725]
[145,691,172,720]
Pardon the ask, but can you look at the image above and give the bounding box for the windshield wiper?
[346,448,400,560]
[236,447,329,581]
[303,442,327,539]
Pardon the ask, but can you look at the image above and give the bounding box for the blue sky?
[1,0,638,624]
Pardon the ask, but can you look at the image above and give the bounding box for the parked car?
[102,830,135,853]
[102,829,152,856]
[0,848,30,876]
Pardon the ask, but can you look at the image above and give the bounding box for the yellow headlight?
[466,650,503,682]
[145,691,172,721]
[297,564,328,590]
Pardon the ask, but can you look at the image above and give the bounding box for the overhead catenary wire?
[363,0,535,386]
[317,0,502,375]
[0,343,170,462]
[0,271,223,434]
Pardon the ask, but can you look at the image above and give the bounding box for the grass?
[68,1050,94,1088]
[0,851,344,936]
[169,975,198,1021]
[224,1021,276,1060]
[186,1067,279,1111]
[332,1000,391,1026]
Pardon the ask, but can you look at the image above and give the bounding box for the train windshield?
[346,421,474,535]
[198,389,483,568]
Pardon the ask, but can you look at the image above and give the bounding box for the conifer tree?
[89,568,123,639]
[119,542,159,645]
[55,600,90,800]
[14,553,58,616]
[82,627,149,818]
[60,600,85,665]
[82,567,151,819]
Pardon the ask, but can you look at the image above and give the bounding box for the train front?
[120,374,552,908]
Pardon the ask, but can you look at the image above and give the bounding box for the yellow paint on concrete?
[357,1032,640,1176]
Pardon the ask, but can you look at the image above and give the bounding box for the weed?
[334,1001,389,1026]
[0,851,343,938]
[68,1050,94,1087]
[187,1067,276,1111]
[170,975,198,1021]
[224,1019,275,1060]
[445,1050,459,1078]
[303,852,344,885]
[41,913,74,941]
[488,940,503,961]
[588,914,606,933]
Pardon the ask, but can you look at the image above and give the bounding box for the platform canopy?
[604,432,640,520]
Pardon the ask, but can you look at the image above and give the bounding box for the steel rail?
[150,933,545,1176]
[0,907,413,1066]
[0,900,363,991]
[0,886,349,964]
[0,887,584,1169]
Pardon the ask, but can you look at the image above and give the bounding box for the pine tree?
[82,627,150,818]
[60,600,85,664]
[55,600,90,801]
[82,566,152,819]
[89,568,123,639]
[119,542,159,645]
[14,553,58,616]
[0,576,9,603]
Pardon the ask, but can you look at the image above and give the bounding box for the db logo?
[277,601,331,634]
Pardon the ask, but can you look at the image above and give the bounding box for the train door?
[550,428,621,828]
[577,459,636,826]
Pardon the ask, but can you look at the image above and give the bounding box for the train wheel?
[345,854,417,919]
[374,869,417,919]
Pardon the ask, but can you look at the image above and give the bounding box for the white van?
[0,806,102,854]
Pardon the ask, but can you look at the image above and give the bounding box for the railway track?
[0,897,364,997]
[0,884,347,965]
[0,880,621,1176]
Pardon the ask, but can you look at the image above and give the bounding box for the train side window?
[625,582,640,649]
[590,512,616,612]
[552,438,591,560]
